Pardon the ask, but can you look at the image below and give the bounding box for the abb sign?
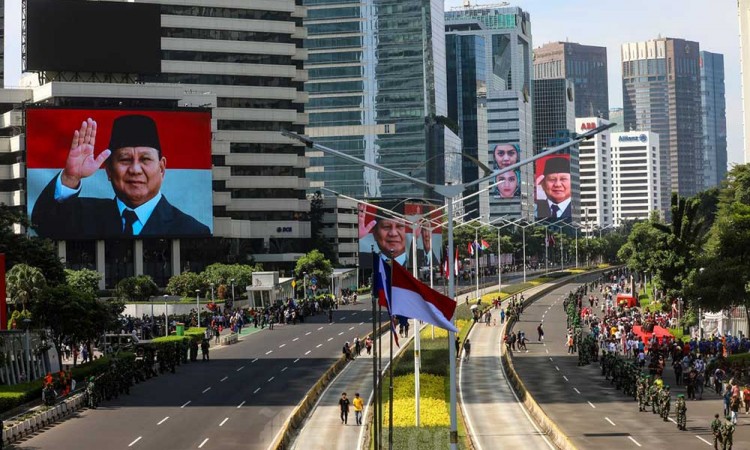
[580,122,597,131]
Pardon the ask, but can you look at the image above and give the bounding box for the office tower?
[700,51,728,187]
[740,0,750,163]
[609,108,624,133]
[445,5,533,221]
[533,41,609,119]
[576,117,611,232]
[304,0,460,202]
[622,38,703,218]
[533,78,575,152]
[611,131,662,222]
[3,0,309,287]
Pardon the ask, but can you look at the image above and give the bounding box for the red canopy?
[633,325,674,345]
[616,293,637,308]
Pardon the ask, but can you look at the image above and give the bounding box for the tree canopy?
[294,249,333,288]
[0,205,65,284]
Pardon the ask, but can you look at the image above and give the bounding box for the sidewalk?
[459,283,556,450]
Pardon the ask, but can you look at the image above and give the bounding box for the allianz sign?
[618,134,648,143]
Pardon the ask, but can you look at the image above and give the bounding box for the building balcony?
[0,163,25,180]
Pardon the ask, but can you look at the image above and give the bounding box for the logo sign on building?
[580,122,597,131]
[618,134,648,143]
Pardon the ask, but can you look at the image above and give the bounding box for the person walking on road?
[339,392,350,425]
[353,392,364,425]
[342,342,352,361]
[365,337,372,356]
[455,336,461,359]
[711,413,723,450]
[537,322,544,341]
[463,338,471,361]
[200,339,210,361]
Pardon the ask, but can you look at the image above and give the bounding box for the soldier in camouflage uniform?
[711,413,723,450]
[675,394,687,430]
[636,375,647,411]
[86,376,97,409]
[720,416,734,450]
[660,385,671,422]
[650,383,660,415]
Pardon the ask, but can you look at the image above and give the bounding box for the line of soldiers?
[84,357,135,408]
[710,413,736,450]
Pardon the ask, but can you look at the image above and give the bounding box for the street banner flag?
[454,246,460,276]
[373,252,399,347]
[391,260,458,332]
[480,239,490,251]
[468,241,474,256]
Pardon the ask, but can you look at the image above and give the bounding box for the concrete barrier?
[3,392,89,446]
[219,334,239,346]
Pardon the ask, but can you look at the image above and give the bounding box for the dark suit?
[31,175,210,239]
[535,200,571,220]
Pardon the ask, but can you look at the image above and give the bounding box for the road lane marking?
[317,344,323,348]
[293,338,299,342]
[338,332,344,336]
[668,418,677,424]
[696,436,712,445]
[220,376,228,382]
[605,417,616,426]
[306,332,312,336]
[254,388,261,394]
[339,317,345,321]
[573,388,581,394]
[157,416,169,425]
[268,376,275,382]
[237,366,245,372]
[349,326,355,331]
[294,358,300,363]
[237,401,246,409]
[128,437,142,447]
[281,367,288,372]
[351,313,357,316]
[181,401,191,408]
[252,358,258,363]
[279,344,286,348]
[549,357,553,362]
[305,350,311,355]
[359,322,364,325]
[327,338,334,342]
[545,349,549,354]
[199,438,209,448]
[555,366,560,371]
[563,376,568,381]
[318,327,324,331]
[202,387,211,394]
[587,401,596,409]
[362,308,367,311]
[628,436,641,447]
[266,350,273,355]
[219,418,229,427]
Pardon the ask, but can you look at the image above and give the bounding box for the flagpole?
[497,227,502,293]
[411,226,421,427]
[387,249,394,450]
[560,226,564,271]
[474,227,479,302]
[447,199,458,450]
[545,226,549,275]
[371,247,379,450]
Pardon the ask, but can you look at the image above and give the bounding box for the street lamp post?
[230,278,236,308]
[195,289,201,327]
[163,294,169,336]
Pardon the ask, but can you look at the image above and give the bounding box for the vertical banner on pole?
[0,253,6,330]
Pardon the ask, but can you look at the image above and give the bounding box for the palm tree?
[6,264,47,311]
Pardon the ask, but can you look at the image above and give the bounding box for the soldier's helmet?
[665,385,670,389]
[677,394,685,398]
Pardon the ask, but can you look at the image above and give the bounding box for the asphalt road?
[510,278,749,450]
[14,304,383,450]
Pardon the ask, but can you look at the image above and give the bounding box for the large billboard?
[358,200,443,276]
[534,154,572,220]
[27,108,213,239]
[25,0,161,74]
[490,144,521,198]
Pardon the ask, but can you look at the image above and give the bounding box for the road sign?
[292,280,297,288]
[310,276,318,285]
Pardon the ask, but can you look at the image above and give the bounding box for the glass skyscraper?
[533,42,609,119]
[304,0,459,202]
[445,5,534,221]
[700,51,728,188]
[622,38,703,218]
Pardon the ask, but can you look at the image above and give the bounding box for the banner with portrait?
[490,143,521,199]
[358,200,412,271]
[534,154,572,221]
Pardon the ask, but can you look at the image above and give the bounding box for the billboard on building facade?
[534,154,572,221]
[27,108,213,239]
[490,143,521,198]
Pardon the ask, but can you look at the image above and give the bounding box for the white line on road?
[327,338,334,342]
[318,327,324,331]
[587,401,596,409]
[351,313,357,316]
[157,416,169,425]
[306,332,312,336]
[338,332,344,336]
[219,418,229,427]
[293,338,299,342]
[545,349,549,354]
[573,388,581,394]
[317,344,323,348]
[220,376,228,382]
[252,358,258,363]
[695,436,712,445]
[359,322,364,325]
[605,417,616,426]
[279,344,286,348]
[199,438,209,448]
[254,388,261,394]
[202,387,211,394]
[305,351,311,355]
[128,436,142,447]
[181,401,191,408]
[237,401,246,409]
[294,358,300,363]
[265,350,273,355]
[281,367,288,372]
[236,366,245,372]
[628,436,642,447]
[563,376,568,382]
[669,418,677,424]
[349,326,355,331]
[340,317,345,321]
[362,308,367,311]
[549,357,553,362]
[268,376,275,382]
[555,366,560,371]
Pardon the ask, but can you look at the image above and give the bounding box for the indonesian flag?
[454,246,460,276]
[546,234,556,247]
[391,260,458,332]
[468,241,475,256]
[480,239,490,251]
[373,253,399,347]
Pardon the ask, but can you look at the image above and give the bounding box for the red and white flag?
[391,260,458,332]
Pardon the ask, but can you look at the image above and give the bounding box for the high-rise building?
[622,38,703,218]
[445,5,534,221]
[700,51,728,188]
[0,0,4,86]
[304,0,460,202]
[320,196,358,267]
[2,0,310,287]
[533,41,609,119]
[533,78,575,153]
[611,131,662,223]
[609,108,624,133]
[739,0,750,163]
[576,117,611,232]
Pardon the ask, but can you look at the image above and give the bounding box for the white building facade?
[576,117,611,232]
[610,131,662,223]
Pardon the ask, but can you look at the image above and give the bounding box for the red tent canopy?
[632,325,674,345]
[616,293,637,308]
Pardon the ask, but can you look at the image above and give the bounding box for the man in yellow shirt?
[353,392,364,425]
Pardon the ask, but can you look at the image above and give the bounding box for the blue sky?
[5,0,743,164]
[446,0,743,165]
